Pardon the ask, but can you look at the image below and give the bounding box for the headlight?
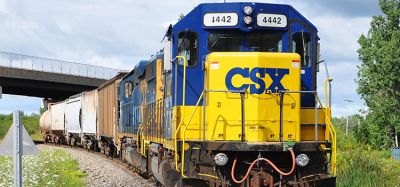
[296,154,310,167]
[243,6,253,15]
[243,16,252,25]
[214,153,228,166]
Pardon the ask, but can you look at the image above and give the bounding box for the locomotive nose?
[204,52,301,142]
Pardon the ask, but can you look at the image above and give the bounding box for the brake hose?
[231,149,296,184]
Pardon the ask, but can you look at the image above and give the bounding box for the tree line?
[356,0,400,148]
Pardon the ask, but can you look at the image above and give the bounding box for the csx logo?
[225,67,289,94]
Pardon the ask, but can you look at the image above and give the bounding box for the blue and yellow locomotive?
[117,2,336,186]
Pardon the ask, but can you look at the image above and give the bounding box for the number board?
[257,14,287,28]
[203,13,238,27]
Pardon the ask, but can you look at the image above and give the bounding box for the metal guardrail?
[0,51,121,79]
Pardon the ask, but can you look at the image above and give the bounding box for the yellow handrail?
[172,56,188,171]
[324,78,337,176]
[181,91,205,177]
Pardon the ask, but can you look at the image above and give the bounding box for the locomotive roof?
[174,2,317,32]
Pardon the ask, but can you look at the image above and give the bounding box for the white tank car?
[39,110,52,133]
[50,102,66,134]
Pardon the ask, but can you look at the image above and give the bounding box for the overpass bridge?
[0,51,124,101]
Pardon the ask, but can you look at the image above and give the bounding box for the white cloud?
[0,0,378,115]
[0,0,7,15]
[314,16,371,61]
[331,102,365,117]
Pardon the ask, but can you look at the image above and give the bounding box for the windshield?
[208,31,282,52]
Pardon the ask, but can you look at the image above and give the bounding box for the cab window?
[208,32,241,52]
[208,31,282,52]
[292,32,311,67]
[247,33,282,52]
[124,81,133,98]
[178,31,198,67]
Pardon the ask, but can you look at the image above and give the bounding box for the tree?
[357,0,400,148]
[178,13,185,21]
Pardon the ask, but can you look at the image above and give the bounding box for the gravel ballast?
[38,144,156,187]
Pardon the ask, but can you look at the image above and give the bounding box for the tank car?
[39,109,52,143]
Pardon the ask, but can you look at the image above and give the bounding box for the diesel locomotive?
[41,2,337,186]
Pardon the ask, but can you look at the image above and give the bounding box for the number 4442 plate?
[257,14,287,28]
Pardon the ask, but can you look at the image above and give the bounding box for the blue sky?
[0,0,381,116]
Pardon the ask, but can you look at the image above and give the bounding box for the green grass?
[336,129,400,187]
[0,113,42,141]
[0,114,12,139]
[0,149,86,186]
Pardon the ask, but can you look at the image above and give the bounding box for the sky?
[0,0,381,116]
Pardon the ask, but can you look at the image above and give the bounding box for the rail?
[279,90,319,142]
[178,89,246,177]
[280,83,337,176]
[172,56,188,172]
[0,51,121,79]
[180,91,205,177]
[324,78,336,176]
[205,89,247,141]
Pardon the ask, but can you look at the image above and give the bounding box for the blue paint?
[249,68,266,94]
[265,68,289,92]
[225,67,250,91]
[171,2,318,107]
[225,67,289,94]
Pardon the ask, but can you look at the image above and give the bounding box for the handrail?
[177,89,244,177]
[172,56,188,171]
[206,89,247,141]
[278,90,318,142]
[324,78,337,176]
[180,91,205,177]
[280,87,337,176]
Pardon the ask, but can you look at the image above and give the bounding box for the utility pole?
[344,99,355,135]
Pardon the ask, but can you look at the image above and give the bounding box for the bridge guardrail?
[0,51,121,80]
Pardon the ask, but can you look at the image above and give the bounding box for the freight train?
[40,2,337,186]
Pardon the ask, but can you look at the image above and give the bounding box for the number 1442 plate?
[203,13,238,27]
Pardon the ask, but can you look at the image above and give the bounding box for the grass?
[0,113,43,141]
[336,129,400,187]
[1,113,85,186]
[0,149,86,186]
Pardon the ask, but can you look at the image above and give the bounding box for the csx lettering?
[225,68,289,94]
